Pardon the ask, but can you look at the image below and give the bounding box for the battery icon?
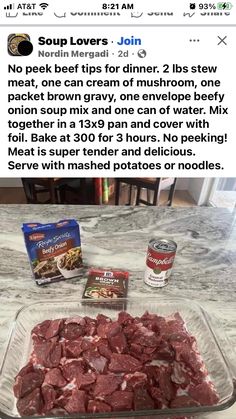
[217,2,233,9]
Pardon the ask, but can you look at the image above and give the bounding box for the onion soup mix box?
[22,220,83,285]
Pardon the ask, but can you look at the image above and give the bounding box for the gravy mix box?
[83,268,129,308]
[22,220,83,285]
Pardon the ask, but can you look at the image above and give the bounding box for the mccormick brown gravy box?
[83,268,129,307]
[22,220,83,285]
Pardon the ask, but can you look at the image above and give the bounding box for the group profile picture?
[8,33,33,56]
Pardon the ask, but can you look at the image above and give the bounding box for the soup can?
[144,238,177,288]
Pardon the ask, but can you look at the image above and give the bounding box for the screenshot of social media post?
[0,3,236,419]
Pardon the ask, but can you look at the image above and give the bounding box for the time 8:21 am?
[102,3,134,9]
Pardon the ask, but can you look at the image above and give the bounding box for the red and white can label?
[144,242,176,288]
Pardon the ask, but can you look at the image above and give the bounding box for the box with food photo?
[83,268,129,301]
[22,219,83,285]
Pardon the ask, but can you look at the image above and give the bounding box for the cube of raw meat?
[173,342,202,373]
[44,368,67,388]
[158,313,185,337]
[124,372,148,390]
[42,385,56,412]
[77,372,97,389]
[14,369,44,398]
[171,361,190,387]
[84,316,97,336]
[16,388,43,416]
[96,339,112,360]
[133,387,155,410]
[45,319,63,340]
[149,387,167,408]
[109,353,142,373]
[64,389,86,413]
[123,324,139,339]
[15,362,34,378]
[65,339,83,358]
[106,390,133,411]
[142,365,160,385]
[60,323,85,340]
[188,382,219,406]
[54,389,72,408]
[83,350,108,373]
[81,339,95,352]
[97,321,121,339]
[158,367,176,401]
[155,341,175,361]
[31,320,51,340]
[34,339,61,368]
[94,374,122,397]
[118,311,134,325]
[108,331,127,354]
[132,325,159,347]
[61,360,86,382]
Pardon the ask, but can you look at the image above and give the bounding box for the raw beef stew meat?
[14,311,219,416]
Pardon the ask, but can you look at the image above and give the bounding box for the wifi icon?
[39,3,49,9]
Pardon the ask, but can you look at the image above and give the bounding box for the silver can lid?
[149,238,177,253]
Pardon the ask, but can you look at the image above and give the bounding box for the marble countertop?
[0,205,236,419]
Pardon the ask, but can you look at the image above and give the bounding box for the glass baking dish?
[0,298,235,419]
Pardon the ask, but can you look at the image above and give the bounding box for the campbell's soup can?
[144,238,177,287]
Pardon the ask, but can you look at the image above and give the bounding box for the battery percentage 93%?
[199,3,217,9]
